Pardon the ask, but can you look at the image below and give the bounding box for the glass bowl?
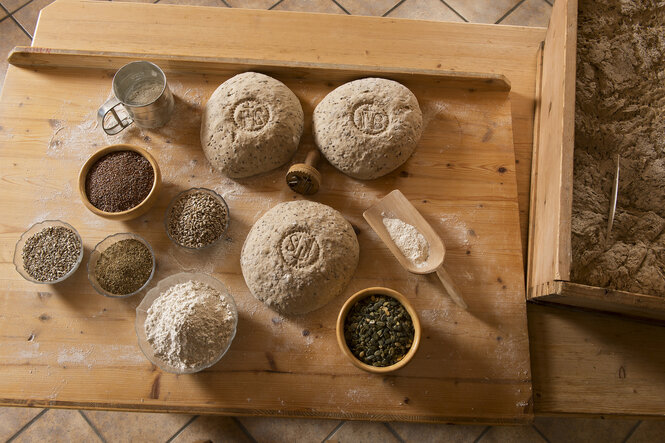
[163,187,230,250]
[135,272,238,374]
[87,233,156,298]
[14,220,84,284]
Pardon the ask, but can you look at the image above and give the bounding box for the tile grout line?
[79,410,108,443]
[0,2,32,40]
[165,415,199,443]
[327,0,347,15]
[0,2,10,17]
[1,0,35,15]
[382,0,407,17]
[330,0,350,15]
[439,0,467,22]
[232,417,260,443]
[495,0,527,24]
[622,420,643,443]
[531,423,552,443]
[267,0,284,10]
[7,12,32,39]
[6,408,49,442]
[473,425,492,443]
[321,420,345,442]
[383,422,405,443]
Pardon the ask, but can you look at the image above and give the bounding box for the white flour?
[382,216,430,267]
[145,280,235,371]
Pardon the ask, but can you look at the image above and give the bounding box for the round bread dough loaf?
[201,72,304,178]
[312,78,423,180]
[241,200,359,315]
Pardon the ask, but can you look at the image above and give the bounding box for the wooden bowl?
[336,286,421,374]
[78,144,161,221]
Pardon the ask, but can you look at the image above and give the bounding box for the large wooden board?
[0,49,531,422]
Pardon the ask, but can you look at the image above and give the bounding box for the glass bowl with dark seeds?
[336,287,421,374]
[164,187,230,250]
[14,220,84,284]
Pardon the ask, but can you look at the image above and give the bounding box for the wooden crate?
[527,0,665,322]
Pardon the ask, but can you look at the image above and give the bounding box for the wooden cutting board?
[0,48,531,423]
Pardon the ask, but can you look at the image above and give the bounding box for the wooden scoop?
[363,190,468,310]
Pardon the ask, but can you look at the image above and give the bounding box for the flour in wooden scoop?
[382,216,430,267]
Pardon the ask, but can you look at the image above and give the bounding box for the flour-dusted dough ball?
[312,78,423,180]
[201,72,304,178]
[241,201,359,315]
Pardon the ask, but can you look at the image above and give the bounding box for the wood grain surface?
[529,302,665,417]
[0,50,531,422]
[527,0,577,297]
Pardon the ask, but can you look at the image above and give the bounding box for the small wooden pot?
[336,286,421,374]
[78,144,161,221]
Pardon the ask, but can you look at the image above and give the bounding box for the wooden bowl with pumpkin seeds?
[336,287,421,374]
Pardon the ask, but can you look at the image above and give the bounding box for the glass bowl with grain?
[164,187,230,250]
[14,220,84,284]
[87,232,156,298]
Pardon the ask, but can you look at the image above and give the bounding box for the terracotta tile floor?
[0,0,660,441]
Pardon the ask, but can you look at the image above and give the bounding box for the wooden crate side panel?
[527,0,577,297]
[529,302,665,417]
[537,282,665,323]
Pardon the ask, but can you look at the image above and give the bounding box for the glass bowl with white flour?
[135,272,238,374]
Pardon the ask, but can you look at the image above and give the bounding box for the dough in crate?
[241,200,359,315]
[201,72,304,178]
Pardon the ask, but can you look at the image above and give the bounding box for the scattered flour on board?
[17,343,43,360]
[57,346,93,365]
[382,215,430,267]
[439,213,472,249]
[345,388,371,403]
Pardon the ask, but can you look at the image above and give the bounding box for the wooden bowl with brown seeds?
[78,144,161,221]
[336,286,421,374]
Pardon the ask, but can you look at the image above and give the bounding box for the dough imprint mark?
[353,103,389,135]
[233,99,270,131]
[280,230,320,268]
